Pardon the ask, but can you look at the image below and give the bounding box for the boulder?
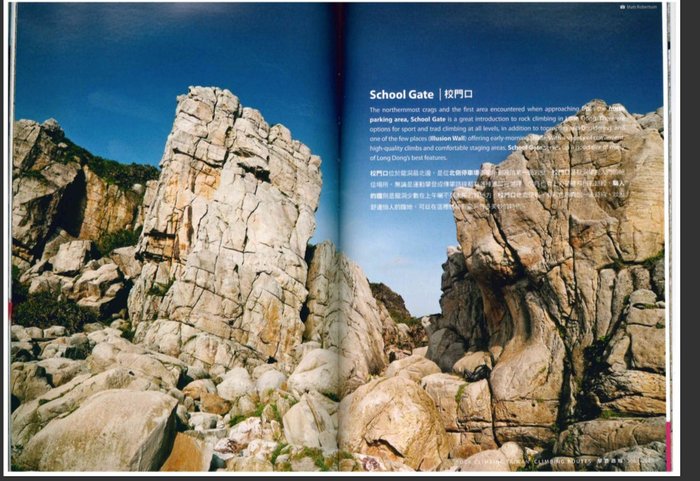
[426,328,466,372]
[287,349,339,398]
[255,369,287,397]
[217,368,255,402]
[428,101,665,446]
[183,379,217,400]
[110,246,142,279]
[591,441,666,472]
[338,376,449,471]
[450,443,524,472]
[18,389,178,471]
[11,362,52,403]
[37,358,87,387]
[51,240,93,275]
[160,432,213,472]
[200,392,232,415]
[11,367,157,447]
[384,354,441,383]
[304,241,387,392]
[420,373,492,433]
[283,392,337,452]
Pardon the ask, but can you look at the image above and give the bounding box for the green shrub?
[55,138,159,190]
[96,228,141,256]
[87,156,159,191]
[293,447,331,471]
[12,289,99,332]
[11,265,28,305]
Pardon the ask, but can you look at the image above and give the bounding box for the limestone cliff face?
[429,101,666,448]
[128,86,323,375]
[12,119,153,268]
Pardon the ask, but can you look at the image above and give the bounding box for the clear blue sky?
[15,3,664,316]
[340,3,663,315]
[13,2,340,244]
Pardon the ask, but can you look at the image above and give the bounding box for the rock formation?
[127,86,322,375]
[426,100,666,461]
[12,118,157,269]
[302,241,390,393]
[10,95,668,472]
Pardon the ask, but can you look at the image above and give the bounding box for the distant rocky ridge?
[10,94,667,472]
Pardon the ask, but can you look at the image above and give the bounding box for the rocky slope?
[10,95,667,472]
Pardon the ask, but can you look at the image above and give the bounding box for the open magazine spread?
[6,2,675,474]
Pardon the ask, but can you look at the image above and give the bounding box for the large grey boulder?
[18,389,178,471]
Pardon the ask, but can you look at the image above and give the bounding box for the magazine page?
[4,1,678,476]
[5,2,343,473]
[338,1,674,473]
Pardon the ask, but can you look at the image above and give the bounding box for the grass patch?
[228,414,247,427]
[599,409,639,420]
[270,442,288,465]
[252,402,267,418]
[270,403,283,424]
[284,394,299,408]
[337,450,354,461]
[95,228,141,257]
[292,447,332,471]
[455,383,468,403]
[517,454,539,472]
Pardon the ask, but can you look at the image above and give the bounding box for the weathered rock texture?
[128,86,322,373]
[12,119,154,268]
[303,241,387,393]
[18,389,178,471]
[338,376,450,471]
[428,101,666,450]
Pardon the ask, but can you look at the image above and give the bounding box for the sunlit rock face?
[128,86,322,374]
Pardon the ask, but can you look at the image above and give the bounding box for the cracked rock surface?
[425,101,666,456]
[128,86,322,373]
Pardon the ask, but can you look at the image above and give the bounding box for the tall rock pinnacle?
[128,86,323,375]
